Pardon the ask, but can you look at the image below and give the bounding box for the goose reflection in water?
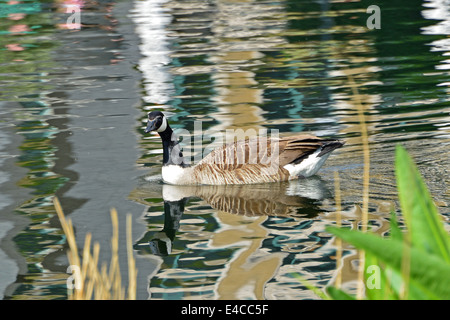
[132,177,331,256]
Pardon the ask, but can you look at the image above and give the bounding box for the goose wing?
[278,134,345,166]
[198,134,329,168]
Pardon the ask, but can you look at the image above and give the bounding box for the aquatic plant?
[54,198,137,300]
[326,145,450,299]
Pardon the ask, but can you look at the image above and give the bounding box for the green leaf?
[365,252,430,300]
[395,145,450,262]
[364,253,398,300]
[326,286,355,300]
[389,211,403,242]
[327,226,450,299]
[291,273,329,300]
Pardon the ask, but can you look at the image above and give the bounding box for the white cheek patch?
[157,117,167,132]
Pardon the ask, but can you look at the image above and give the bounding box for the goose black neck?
[158,125,187,167]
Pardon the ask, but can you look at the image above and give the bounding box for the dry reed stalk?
[333,171,343,289]
[346,73,371,299]
[127,214,137,300]
[54,197,137,300]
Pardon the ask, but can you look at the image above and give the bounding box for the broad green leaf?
[395,145,450,262]
[389,211,403,242]
[327,226,450,299]
[381,263,435,300]
[364,253,385,299]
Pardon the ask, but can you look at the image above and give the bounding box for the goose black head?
[145,111,168,133]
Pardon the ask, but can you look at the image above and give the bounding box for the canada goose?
[144,111,345,185]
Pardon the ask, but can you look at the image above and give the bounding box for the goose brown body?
[145,111,345,185]
[187,135,338,184]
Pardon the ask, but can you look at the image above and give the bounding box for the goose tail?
[285,139,345,178]
[317,139,345,157]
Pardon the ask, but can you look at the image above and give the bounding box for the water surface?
[0,0,449,299]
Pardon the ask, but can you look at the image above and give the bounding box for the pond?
[0,0,448,300]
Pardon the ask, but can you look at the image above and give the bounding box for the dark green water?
[0,0,448,299]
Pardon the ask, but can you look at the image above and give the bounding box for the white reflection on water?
[421,0,450,136]
[131,0,174,105]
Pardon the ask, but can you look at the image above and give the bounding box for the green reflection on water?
[1,0,68,300]
[2,0,449,300]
